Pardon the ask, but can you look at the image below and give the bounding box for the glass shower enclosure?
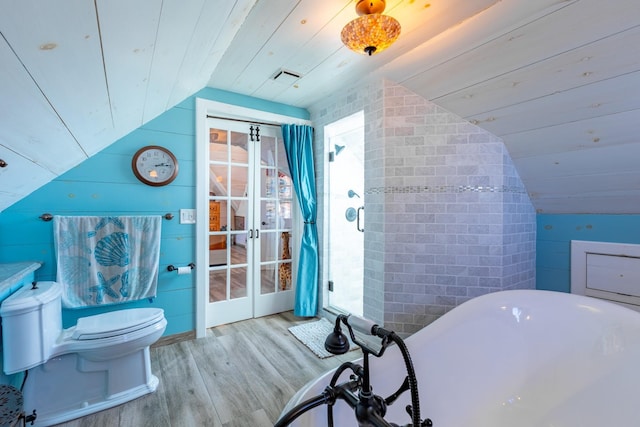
[327,111,364,316]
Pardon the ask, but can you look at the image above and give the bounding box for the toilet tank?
[0,281,63,374]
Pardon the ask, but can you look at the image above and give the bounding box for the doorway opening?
[195,99,309,336]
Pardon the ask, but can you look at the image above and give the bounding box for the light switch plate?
[180,209,196,224]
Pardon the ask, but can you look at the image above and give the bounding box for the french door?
[204,118,295,327]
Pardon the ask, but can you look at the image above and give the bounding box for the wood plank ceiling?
[0,0,638,214]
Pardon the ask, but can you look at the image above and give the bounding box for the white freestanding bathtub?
[282,290,640,426]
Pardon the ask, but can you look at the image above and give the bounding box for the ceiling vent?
[271,68,302,85]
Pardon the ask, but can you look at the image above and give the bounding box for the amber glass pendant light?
[341,0,401,56]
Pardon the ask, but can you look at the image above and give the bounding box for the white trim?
[198,99,311,126]
[195,99,207,338]
[194,98,310,338]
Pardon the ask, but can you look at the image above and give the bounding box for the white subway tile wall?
[310,79,536,335]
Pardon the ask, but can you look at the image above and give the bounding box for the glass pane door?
[205,119,295,326]
[327,112,364,316]
[253,132,295,317]
[207,126,253,325]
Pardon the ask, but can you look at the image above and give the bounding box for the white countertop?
[0,262,42,301]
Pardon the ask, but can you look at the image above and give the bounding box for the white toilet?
[0,281,167,426]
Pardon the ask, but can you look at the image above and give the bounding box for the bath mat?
[288,318,359,359]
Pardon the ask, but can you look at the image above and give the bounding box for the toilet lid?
[72,308,165,340]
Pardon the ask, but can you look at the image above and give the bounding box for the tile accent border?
[366,185,527,195]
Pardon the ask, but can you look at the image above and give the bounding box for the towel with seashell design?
[53,216,161,308]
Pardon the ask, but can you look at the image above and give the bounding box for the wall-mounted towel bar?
[39,213,175,221]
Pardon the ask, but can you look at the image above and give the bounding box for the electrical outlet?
[179,209,196,224]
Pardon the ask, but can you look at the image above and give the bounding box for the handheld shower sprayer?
[280,315,432,427]
[276,312,434,425]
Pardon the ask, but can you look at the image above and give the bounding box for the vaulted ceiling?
[1,0,638,213]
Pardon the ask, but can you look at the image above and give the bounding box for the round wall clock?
[131,145,179,186]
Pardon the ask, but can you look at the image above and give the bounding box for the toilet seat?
[72,308,165,340]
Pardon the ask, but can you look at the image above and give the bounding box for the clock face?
[132,145,179,186]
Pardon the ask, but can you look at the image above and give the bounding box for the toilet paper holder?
[167,263,195,272]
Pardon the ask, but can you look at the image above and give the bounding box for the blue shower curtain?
[282,124,318,317]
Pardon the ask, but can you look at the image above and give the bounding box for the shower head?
[334,144,346,156]
[348,190,360,198]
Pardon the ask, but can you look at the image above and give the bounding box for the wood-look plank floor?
[53,312,356,427]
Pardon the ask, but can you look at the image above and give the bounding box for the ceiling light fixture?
[341,0,401,56]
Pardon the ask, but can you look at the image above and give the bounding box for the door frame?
[195,98,310,338]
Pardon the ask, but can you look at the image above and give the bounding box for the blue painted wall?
[536,214,640,293]
[0,87,309,336]
[12,84,638,336]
